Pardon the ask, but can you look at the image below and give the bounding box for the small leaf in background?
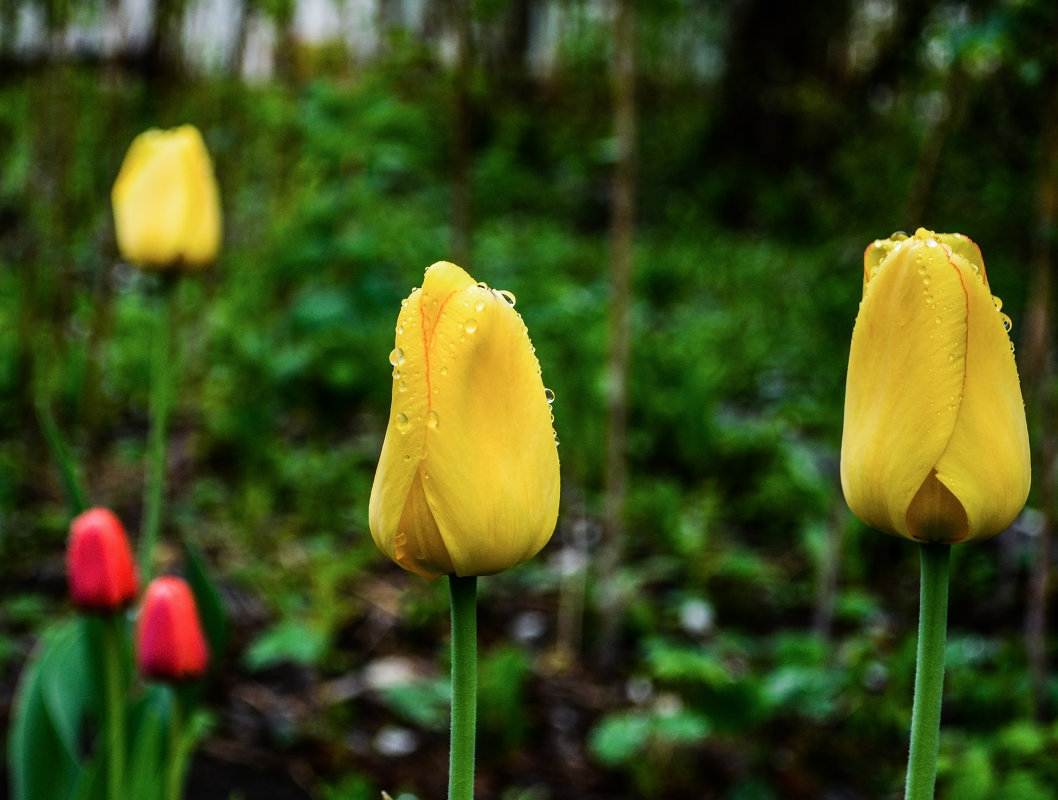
[588,711,651,767]
[243,620,328,671]
[477,644,532,756]
[379,679,450,731]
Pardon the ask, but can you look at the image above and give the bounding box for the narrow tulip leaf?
[182,540,229,671]
[69,751,105,800]
[8,621,82,800]
[126,689,167,800]
[40,618,100,760]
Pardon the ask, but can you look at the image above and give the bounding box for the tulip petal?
[369,285,438,575]
[173,126,222,268]
[841,235,968,539]
[417,266,560,576]
[932,246,1030,541]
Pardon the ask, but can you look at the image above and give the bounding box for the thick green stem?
[138,279,176,580]
[448,575,478,800]
[102,615,125,800]
[905,543,951,800]
[166,689,182,800]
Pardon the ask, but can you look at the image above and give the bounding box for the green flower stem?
[905,543,951,800]
[448,575,478,800]
[138,277,177,581]
[166,689,183,800]
[102,615,126,800]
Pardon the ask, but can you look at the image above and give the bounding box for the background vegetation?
[2,0,1058,798]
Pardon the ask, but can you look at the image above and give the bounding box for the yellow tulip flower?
[841,228,1030,543]
[112,125,221,269]
[369,262,561,578]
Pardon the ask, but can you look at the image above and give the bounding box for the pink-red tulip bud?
[66,507,139,612]
[136,576,209,682]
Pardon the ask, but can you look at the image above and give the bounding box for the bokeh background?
[3,0,1058,798]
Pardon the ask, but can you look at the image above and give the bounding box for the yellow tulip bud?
[841,228,1030,543]
[369,262,561,578]
[111,125,222,270]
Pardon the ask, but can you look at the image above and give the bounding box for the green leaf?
[943,745,994,800]
[40,618,100,760]
[379,679,450,730]
[243,620,328,671]
[182,540,229,672]
[126,689,167,800]
[587,711,652,766]
[8,620,84,800]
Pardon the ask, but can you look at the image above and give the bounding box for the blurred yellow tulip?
[841,228,1030,543]
[112,125,221,269]
[369,262,561,578]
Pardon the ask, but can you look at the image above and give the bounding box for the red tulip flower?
[67,507,139,612]
[136,576,209,682]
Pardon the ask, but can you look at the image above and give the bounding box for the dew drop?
[544,387,556,404]
[935,316,942,324]
[426,410,439,429]
[499,289,516,306]
[392,369,401,380]
[992,295,1004,312]
[401,298,409,308]
[396,413,410,433]
[464,319,478,334]
[476,281,489,290]
[398,380,407,392]
[440,366,449,376]
[890,230,909,240]
[389,348,405,366]
[474,299,485,312]
[1001,313,1012,332]
[925,238,939,248]
[396,323,404,335]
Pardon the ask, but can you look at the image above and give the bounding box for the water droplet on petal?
[1001,313,1012,332]
[426,411,439,429]
[389,348,405,366]
[464,319,477,334]
[544,388,556,404]
[398,380,407,392]
[440,366,449,376]
[992,295,1004,312]
[499,289,516,306]
[476,281,489,290]
[474,299,485,312]
[396,413,410,433]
